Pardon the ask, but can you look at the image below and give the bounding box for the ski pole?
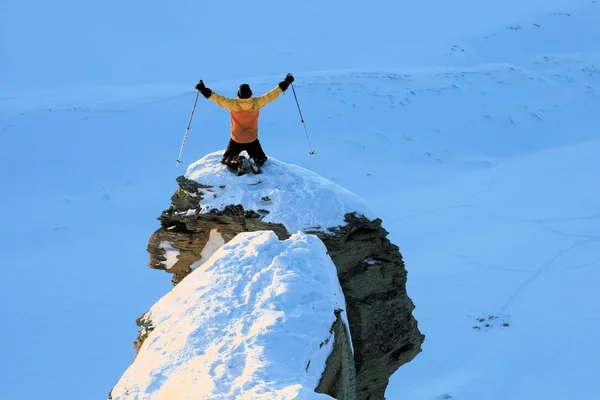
[176,90,200,165]
[290,82,316,155]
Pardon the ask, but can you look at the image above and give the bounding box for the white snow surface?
[185,151,375,234]
[387,138,600,400]
[158,241,179,270]
[111,231,348,400]
[190,229,226,270]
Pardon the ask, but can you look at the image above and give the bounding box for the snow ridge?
[111,231,349,400]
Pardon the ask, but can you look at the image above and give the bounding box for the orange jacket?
[209,85,283,144]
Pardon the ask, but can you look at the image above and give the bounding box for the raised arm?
[255,73,295,109]
[195,80,238,111]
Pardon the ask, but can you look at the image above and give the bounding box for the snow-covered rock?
[111,231,354,400]
[141,152,423,399]
[150,151,377,284]
[184,151,376,233]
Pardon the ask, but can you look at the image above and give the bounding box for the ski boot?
[237,157,250,176]
[248,157,261,174]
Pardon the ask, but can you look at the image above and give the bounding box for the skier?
[195,73,295,175]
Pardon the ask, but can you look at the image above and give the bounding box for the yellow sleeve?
[255,85,283,109]
[209,92,239,111]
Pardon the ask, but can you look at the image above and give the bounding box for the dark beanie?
[238,84,253,99]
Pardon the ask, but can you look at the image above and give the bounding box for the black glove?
[278,73,294,91]
[195,80,212,99]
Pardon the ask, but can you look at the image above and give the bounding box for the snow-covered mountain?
[1,0,600,399]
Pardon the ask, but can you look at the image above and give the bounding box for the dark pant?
[221,138,267,169]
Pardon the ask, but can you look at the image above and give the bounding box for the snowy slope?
[1,0,600,399]
[386,138,600,399]
[111,231,347,400]
[1,0,585,92]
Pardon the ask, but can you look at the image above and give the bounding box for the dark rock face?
[316,310,357,400]
[317,215,424,399]
[145,175,424,399]
[133,313,154,354]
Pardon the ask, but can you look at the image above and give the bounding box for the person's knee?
[222,156,241,166]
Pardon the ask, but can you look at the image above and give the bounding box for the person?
[195,73,295,175]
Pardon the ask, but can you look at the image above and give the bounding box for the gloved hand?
[195,80,212,99]
[278,73,294,91]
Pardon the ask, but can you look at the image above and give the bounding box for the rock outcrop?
[141,153,424,399]
[147,176,290,285]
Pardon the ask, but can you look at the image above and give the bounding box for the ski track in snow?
[499,236,600,313]
[391,170,600,314]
